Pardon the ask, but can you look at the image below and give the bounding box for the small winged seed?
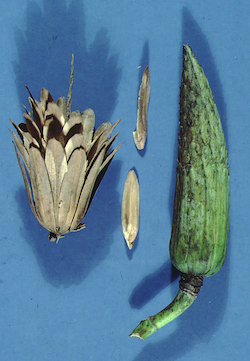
[133,65,150,150]
[121,170,139,250]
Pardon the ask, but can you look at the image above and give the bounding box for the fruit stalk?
[129,274,203,340]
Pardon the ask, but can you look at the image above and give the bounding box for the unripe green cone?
[130,44,230,340]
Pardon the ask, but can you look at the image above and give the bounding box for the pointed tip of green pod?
[182,44,209,86]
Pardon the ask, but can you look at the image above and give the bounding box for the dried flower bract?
[133,65,150,150]
[10,56,122,242]
[121,170,139,250]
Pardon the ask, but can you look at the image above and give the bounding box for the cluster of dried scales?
[10,57,122,242]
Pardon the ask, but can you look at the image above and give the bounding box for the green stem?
[129,274,203,340]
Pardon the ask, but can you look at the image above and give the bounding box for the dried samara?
[10,58,122,242]
[121,170,139,250]
[133,65,150,150]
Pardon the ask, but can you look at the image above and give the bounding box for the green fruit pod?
[170,45,230,277]
[130,44,230,340]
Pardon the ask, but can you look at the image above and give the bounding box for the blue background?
[0,0,249,360]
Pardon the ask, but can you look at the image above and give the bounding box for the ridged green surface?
[169,45,230,277]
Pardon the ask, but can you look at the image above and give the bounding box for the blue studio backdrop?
[0,1,249,360]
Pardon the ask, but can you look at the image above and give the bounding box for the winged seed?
[121,170,139,250]
[133,66,150,150]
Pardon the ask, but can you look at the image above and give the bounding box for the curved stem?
[129,274,203,340]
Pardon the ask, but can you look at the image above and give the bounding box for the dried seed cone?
[11,78,121,242]
[130,44,230,340]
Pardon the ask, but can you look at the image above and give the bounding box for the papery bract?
[10,59,122,242]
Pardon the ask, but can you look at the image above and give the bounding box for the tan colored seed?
[121,170,139,250]
[133,65,150,150]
